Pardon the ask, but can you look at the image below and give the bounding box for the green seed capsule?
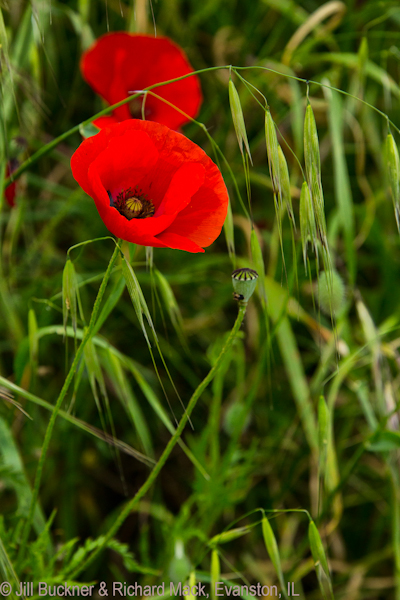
[232,268,258,303]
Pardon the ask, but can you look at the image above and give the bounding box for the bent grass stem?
[69,303,247,580]
[5,63,400,191]
[17,242,121,564]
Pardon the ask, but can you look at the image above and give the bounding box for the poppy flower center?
[109,188,155,220]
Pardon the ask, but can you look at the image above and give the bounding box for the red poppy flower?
[70,120,228,253]
[5,161,17,207]
[80,33,202,131]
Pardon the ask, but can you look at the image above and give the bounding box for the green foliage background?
[2,0,400,598]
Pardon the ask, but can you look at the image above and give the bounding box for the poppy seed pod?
[232,268,258,303]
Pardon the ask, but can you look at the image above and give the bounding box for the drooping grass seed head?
[278,145,295,225]
[385,133,400,231]
[300,181,317,269]
[304,103,328,249]
[229,78,252,164]
[304,103,321,182]
[265,108,281,205]
[232,268,258,303]
[318,270,345,315]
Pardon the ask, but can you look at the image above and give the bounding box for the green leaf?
[368,430,400,452]
[83,335,107,411]
[122,257,157,347]
[0,416,47,536]
[78,122,100,139]
[92,273,126,337]
[101,349,153,457]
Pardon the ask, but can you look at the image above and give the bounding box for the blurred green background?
[2,1,400,598]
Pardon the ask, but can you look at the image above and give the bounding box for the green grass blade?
[0,376,154,466]
[324,82,356,284]
[0,416,47,535]
[210,549,220,600]
[262,517,288,598]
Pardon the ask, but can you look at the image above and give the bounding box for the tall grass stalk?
[17,241,121,563]
[68,303,247,578]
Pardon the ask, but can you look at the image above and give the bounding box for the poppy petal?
[71,128,110,196]
[163,205,228,248]
[89,129,159,197]
[5,162,17,207]
[71,120,228,252]
[88,167,177,243]
[157,162,205,216]
[92,115,119,129]
[81,33,202,130]
[155,231,205,253]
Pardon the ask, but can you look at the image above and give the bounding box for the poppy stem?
[16,241,121,566]
[68,302,248,579]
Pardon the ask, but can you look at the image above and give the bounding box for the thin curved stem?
[17,241,121,564]
[5,61,400,190]
[4,67,227,189]
[69,302,248,579]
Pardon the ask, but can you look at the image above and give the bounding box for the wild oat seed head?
[304,103,328,249]
[277,145,295,225]
[229,79,253,164]
[300,181,317,269]
[265,109,281,204]
[318,270,345,315]
[304,103,321,182]
[385,133,400,232]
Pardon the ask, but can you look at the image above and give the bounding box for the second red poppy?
[81,33,202,131]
